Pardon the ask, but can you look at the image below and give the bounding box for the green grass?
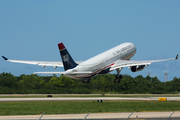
[0,101,180,115]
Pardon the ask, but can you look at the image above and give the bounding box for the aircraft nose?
[130,43,136,51]
[130,43,135,47]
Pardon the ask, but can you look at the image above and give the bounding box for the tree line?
[0,72,180,94]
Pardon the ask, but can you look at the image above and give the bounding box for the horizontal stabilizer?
[34,72,65,74]
[34,71,92,75]
[72,71,92,74]
[65,71,92,75]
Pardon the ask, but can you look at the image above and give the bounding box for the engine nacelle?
[131,65,146,72]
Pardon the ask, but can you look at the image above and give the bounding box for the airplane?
[2,42,178,83]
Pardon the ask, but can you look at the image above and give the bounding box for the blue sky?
[1,0,180,82]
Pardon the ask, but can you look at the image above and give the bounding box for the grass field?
[0,101,180,115]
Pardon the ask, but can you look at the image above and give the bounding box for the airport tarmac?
[0,97,180,102]
[0,111,180,119]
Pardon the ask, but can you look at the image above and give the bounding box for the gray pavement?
[1,95,180,120]
[0,111,180,120]
[0,97,180,102]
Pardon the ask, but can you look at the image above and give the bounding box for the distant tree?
[0,72,179,94]
[165,77,180,93]
[0,72,18,93]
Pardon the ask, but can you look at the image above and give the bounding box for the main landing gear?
[114,68,122,83]
[114,75,122,83]
[83,79,90,83]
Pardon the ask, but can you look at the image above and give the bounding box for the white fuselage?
[3,42,177,78]
[63,42,136,79]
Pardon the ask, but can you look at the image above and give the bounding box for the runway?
[1,96,180,119]
[0,97,180,102]
[0,111,180,119]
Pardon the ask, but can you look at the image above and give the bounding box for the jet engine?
[131,65,146,72]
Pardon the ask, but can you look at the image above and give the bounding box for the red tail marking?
[58,42,65,50]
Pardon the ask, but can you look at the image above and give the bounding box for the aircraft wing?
[2,56,82,68]
[110,54,178,71]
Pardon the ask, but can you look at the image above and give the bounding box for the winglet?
[175,54,178,60]
[2,56,8,61]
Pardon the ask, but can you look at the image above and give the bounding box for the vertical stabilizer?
[58,43,78,71]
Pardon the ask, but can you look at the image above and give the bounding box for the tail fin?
[58,42,78,71]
